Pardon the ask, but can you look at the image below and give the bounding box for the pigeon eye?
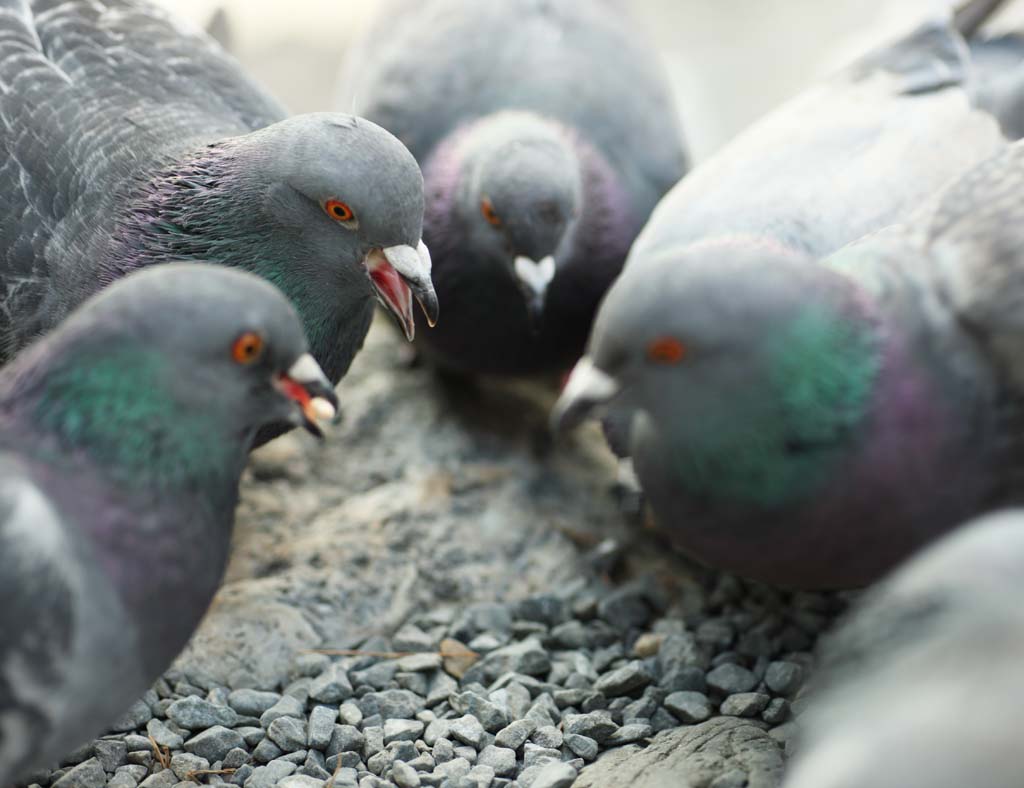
[324,199,355,223]
[480,197,502,227]
[647,337,687,365]
[232,331,265,365]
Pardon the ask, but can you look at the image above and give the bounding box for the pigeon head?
[554,238,882,505]
[113,113,437,381]
[4,264,338,486]
[429,111,582,324]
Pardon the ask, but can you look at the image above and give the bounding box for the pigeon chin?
[273,353,339,438]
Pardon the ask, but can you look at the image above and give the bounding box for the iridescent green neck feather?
[33,348,239,490]
[668,304,879,508]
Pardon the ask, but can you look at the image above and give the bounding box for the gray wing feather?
[0,0,285,357]
[630,19,1006,266]
[0,462,77,783]
[339,0,686,207]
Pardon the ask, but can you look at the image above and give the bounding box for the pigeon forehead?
[275,114,425,240]
[75,264,307,354]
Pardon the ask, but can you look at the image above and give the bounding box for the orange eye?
[647,337,687,365]
[480,197,502,226]
[325,199,355,222]
[232,331,265,365]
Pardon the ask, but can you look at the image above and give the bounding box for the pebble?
[493,718,535,750]
[269,715,310,751]
[392,760,422,788]
[94,738,128,772]
[185,725,246,761]
[109,700,154,733]
[720,693,770,718]
[308,664,354,704]
[170,752,209,780]
[705,664,758,695]
[166,696,238,730]
[562,712,618,743]
[765,661,805,696]
[137,771,177,788]
[229,689,283,716]
[476,746,516,777]
[385,718,426,743]
[307,705,338,750]
[530,726,562,749]
[449,715,485,748]
[260,695,305,728]
[564,734,598,761]
[664,691,713,723]
[593,660,652,697]
[51,758,106,788]
[528,761,577,788]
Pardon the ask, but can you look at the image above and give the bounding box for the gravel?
[17,322,847,788]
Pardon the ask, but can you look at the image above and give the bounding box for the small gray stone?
[392,760,422,788]
[146,719,185,750]
[338,701,364,727]
[476,746,516,777]
[522,743,560,769]
[107,769,139,788]
[280,748,310,765]
[166,696,238,730]
[277,776,326,788]
[305,705,337,751]
[230,763,255,786]
[309,664,354,704]
[763,697,790,725]
[664,691,713,723]
[594,660,652,697]
[562,712,618,743]
[720,692,770,718]
[51,758,106,788]
[185,726,246,762]
[433,737,455,763]
[467,763,496,788]
[426,672,459,708]
[450,693,511,733]
[706,664,758,695]
[260,695,306,728]
[494,719,536,750]
[659,665,707,694]
[269,715,309,752]
[597,589,650,630]
[109,700,154,733]
[453,744,478,762]
[434,757,472,780]
[224,748,251,769]
[170,752,211,781]
[244,759,297,788]
[530,726,562,750]
[605,723,654,746]
[449,715,486,748]
[765,661,805,697]
[424,718,451,746]
[94,739,128,772]
[529,761,577,788]
[253,737,284,764]
[123,735,152,752]
[397,653,443,672]
[564,734,598,761]
[137,770,178,788]
[385,718,426,744]
[238,727,265,747]
[228,689,282,717]
[118,765,147,782]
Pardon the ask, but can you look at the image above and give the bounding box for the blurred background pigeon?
[338,0,687,377]
[0,0,435,391]
[783,509,1024,788]
[554,5,1024,589]
[0,264,336,784]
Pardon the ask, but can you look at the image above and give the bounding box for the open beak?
[365,240,439,341]
[514,255,556,330]
[275,353,340,438]
[550,356,620,433]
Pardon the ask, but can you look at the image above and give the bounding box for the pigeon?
[783,509,1024,788]
[339,0,687,376]
[553,36,1024,589]
[0,0,437,390]
[0,262,337,784]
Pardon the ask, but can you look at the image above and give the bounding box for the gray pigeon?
[783,510,1024,788]
[339,0,687,376]
[0,0,437,390]
[553,19,1024,589]
[0,262,337,784]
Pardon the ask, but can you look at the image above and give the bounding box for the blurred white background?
[156,0,1004,160]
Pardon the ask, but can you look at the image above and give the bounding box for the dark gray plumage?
[339,0,687,376]
[0,263,337,784]
[0,0,436,390]
[553,5,1024,589]
[784,510,1024,788]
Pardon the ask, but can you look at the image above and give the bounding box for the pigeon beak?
[514,255,556,331]
[365,241,439,341]
[275,353,340,439]
[551,356,620,433]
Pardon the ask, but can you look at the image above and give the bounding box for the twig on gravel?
[307,647,479,659]
[185,768,237,782]
[148,735,170,770]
